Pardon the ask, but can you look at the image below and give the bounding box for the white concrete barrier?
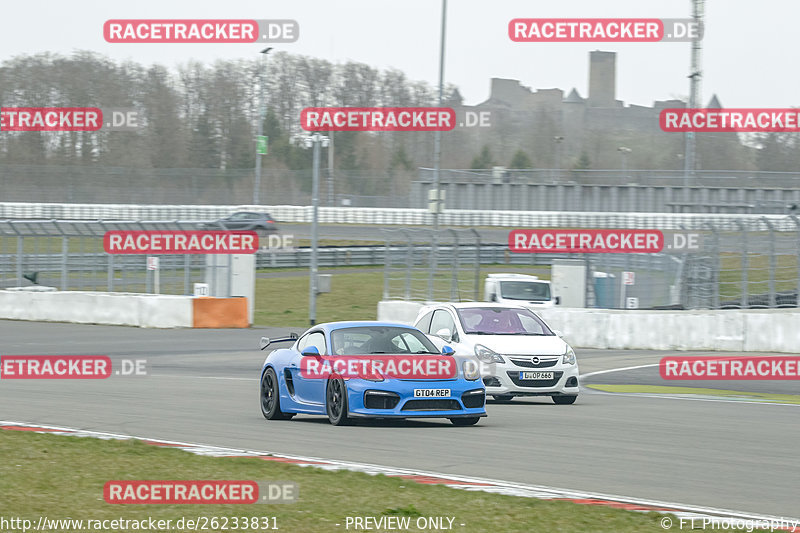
[742,311,800,352]
[377,300,800,353]
[377,301,426,325]
[0,290,193,328]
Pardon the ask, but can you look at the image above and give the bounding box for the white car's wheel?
[492,395,515,402]
[552,395,577,405]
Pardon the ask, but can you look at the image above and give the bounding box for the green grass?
[719,253,798,298]
[0,430,673,533]
[254,271,384,326]
[0,236,106,254]
[253,266,550,327]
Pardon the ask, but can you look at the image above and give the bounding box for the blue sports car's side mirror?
[441,346,455,356]
[301,346,320,356]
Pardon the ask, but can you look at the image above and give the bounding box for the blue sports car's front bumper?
[345,379,486,418]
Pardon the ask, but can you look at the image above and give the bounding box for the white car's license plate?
[520,371,554,380]
[413,388,451,398]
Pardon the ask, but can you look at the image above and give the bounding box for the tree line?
[0,50,795,178]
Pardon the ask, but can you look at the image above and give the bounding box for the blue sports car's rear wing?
[260,333,299,350]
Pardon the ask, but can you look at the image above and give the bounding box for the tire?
[552,395,578,405]
[450,417,481,426]
[260,368,294,420]
[326,377,351,426]
[492,395,515,402]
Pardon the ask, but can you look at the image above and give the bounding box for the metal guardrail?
[2,203,800,231]
[0,245,647,271]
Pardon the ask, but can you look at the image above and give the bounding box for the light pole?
[432,0,448,230]
[327,130,335,206]
[684,0,704,186]
[296,133,329,326]
[253,47,272,205]
[428,0,447,301]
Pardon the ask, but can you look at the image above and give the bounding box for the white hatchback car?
[413,303,579,404]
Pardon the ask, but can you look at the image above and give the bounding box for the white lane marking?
[151,375,254,381]
[581,364,800,407]
[586,390,800,408]
[580,363,659,380]
[1,420,797,525]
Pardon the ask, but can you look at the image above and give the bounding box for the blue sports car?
[258,321,487,426]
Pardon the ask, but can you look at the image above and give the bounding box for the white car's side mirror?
[553,329,564,337]
[435,328,452,342]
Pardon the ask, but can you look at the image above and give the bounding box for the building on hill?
[452,50,743,172]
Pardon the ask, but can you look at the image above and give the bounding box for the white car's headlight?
[562,346,576,365]
[474,344,504,363]
[462,360,480,381]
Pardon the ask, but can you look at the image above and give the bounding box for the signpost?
[193,282,209,297]
[147,256,160,294]
[621,270,634,309]
[256,135,268,155]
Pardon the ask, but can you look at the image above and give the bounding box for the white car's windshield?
[456,307,554,336]
[499,280,551,301]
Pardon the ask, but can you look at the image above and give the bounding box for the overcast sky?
[3,0,796,109]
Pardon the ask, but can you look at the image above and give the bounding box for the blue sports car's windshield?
[330,326,439,355]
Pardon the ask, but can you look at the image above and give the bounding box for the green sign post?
[256,135,268,155]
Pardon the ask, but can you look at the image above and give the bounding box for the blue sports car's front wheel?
[326,377,351,426]
[260,368,294,421]
[450,417,481,426]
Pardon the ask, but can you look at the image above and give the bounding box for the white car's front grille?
[507,357,559,369]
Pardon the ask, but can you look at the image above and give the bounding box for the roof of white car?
[486,273,541,280]
[421,302,530,311]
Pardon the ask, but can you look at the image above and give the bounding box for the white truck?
[484,273,559,308]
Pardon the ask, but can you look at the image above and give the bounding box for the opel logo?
[531,357,540,365]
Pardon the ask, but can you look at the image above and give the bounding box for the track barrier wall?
[0,290,249,328]
[377,300,800,353]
